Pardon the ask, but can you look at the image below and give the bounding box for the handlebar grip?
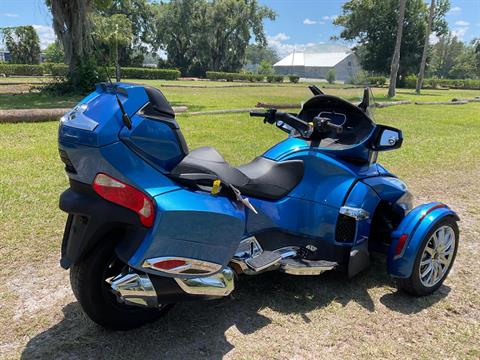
[250,111,268,117]
[327,122,343,133]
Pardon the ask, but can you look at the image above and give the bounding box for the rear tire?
[70,238,171,330]
[397,218,458,296]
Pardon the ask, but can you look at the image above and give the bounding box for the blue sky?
[1,0,479,55]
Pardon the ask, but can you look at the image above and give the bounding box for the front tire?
[70,238,170,330]
[397,218,459,296]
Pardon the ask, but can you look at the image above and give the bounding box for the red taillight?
[92,173,155,227]
[394,234,409,258]
[152,259,188,270]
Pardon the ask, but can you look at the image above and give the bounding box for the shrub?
[367,76,386,86]
[42,63,68,76]
[266,74,284,83]
[0,63,44,76]
[250,74,264,82]
[118,67,180,80]
[289,75,300,83]
[206,71,261,82]
[326,69,336,84]
[403,75,417,89]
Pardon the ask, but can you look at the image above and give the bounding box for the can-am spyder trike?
[58,83,459,330]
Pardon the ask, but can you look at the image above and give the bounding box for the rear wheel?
[70,238,171,330]
[397,218,458,296]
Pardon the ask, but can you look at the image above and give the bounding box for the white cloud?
[455,20,470,26]
[448,6,461,14]
[322,15,338,21]
[32,25,56,49]
[303,18,317,25]
[267,33,316,57]
[268,33,290,42]
[318,21,326,25]
[452,27,468,40]
[429,33,439,44]
[3,13,19,18]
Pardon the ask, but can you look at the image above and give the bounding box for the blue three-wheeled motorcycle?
[58,83,459,329]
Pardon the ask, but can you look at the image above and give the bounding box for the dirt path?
[1,171,479,360]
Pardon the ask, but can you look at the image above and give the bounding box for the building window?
[348,61,352,66]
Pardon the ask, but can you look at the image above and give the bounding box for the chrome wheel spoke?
[419,225,456,288]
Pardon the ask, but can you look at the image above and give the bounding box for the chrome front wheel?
[397,218,459,296]
[419,225,456,287]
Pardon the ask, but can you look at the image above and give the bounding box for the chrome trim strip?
[174,267,234,297]
[339,206,369,220]
[142,256,222,275]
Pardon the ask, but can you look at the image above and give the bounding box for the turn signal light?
[92,173,155,227]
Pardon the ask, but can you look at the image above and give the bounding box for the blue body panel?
[343,181,381,245]
[119,114,186,173]
[129,189,246,277]
[387,202,459,278]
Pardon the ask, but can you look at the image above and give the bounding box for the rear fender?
[387,202,459,278]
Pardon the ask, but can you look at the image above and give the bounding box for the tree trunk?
[115,40,121,82]
[49,0,93,75]
[416,0,435,94]
[388,0,407,98]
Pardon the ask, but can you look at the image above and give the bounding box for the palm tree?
[416,0,436,94]
[388,0,407,98]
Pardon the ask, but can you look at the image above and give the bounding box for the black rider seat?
[171,147,304,200]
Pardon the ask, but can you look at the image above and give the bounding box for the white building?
[273,45,361,81]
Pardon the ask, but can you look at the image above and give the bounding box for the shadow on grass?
[21,258,449,360]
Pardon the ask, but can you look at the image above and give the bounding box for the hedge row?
[367,76,386,86]
[0,63,44,76]
[205,71,298,83]
[0,63,180,80]
[206,71,264,82]
[403,75,480,89]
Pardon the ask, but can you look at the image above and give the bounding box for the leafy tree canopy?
[2,26,41,64]
[44,41,64,63]
[154,0,276,76]
[334,0,450,77]
[245,44,279,65]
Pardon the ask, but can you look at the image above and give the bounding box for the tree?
[334,0,449,80]
[92,14,133,81]
[388,0,406,97]
[326,69,336,84]
[44,41,64,63]
[428,33,464,78]
[2,26,41,64]
[258,60,273,75]
[416,0,435,94]
[96,0,156,67]
[154,0,275,76]
[245,44,279,66]
[415,0,450,93]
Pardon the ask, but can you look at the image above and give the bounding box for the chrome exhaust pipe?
[110,267,235,307]
[110,273,158,307]
[174,267,234,297]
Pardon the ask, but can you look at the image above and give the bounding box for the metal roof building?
[273,46,361,81]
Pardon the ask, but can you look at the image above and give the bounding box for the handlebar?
[313,116,344,134]
[250,109,312,137]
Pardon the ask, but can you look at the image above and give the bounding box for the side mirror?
[370,125,403,151]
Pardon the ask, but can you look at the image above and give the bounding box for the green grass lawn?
[1,84,479,359]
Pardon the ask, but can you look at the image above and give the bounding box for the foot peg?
[245,251,282,271]
[279,258,337,275]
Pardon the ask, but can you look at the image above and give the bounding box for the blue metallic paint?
[119,114,185,173]
[57,82,459,283]
[387,202,459,278]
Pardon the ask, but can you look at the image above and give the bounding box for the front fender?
[387,202,459,278]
